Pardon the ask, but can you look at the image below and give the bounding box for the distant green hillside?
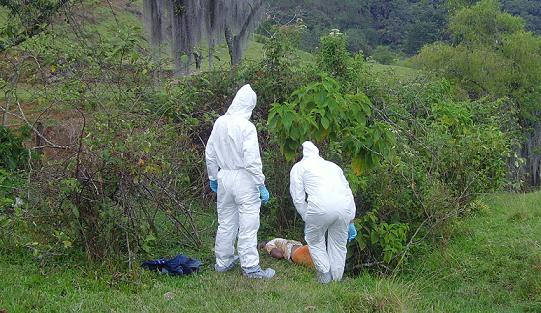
[266,0,541,55]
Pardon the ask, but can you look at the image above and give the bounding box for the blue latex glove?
[209,180,218,193]
[348,223,357,242]
[259,185,270,205]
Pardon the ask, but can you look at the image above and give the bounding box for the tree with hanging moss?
[143,0,263,75]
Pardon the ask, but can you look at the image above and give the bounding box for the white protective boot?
[215,255,239,272]
[243,265,276,279]
[317,270,332,284]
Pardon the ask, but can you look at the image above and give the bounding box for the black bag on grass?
[141,254,202,276]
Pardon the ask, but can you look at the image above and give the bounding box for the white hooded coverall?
[205,84,265,271]
[290,141,356,281]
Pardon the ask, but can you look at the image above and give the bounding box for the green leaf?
[321,116,330,130]
[384,252,392,264]
[370,231,378,245]
[282,111,294,131]
[357,238,367,251]
[351,156,364,176]
[290,123,301,140]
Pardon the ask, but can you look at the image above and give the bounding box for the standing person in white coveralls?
[205,84,275,279]
[290,141,357,284]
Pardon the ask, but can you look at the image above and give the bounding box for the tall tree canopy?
[143,0,263,75]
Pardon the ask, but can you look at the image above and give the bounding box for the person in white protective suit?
[205,84,275,279]
[289,141,357,284]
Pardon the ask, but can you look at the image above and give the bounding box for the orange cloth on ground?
[291,245,314,268]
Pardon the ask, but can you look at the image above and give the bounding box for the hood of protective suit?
[226,84,257,120]
[302,141,320,159]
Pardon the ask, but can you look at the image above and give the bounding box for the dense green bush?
[413,0,541,188]
[351,70,514,268]
[0,18,202,261]
[0,127,30,253]
[347,210,409,270]
[0,126,31,211]
[268,76,394,172]
[262,31,512,269]
[0,126,30,171]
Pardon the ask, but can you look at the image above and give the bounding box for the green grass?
[366,63,419,81]
[1,192,541,312]
[405,192,541,312]
[0,258,414,312]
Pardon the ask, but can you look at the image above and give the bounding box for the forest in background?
[266,0,541,57]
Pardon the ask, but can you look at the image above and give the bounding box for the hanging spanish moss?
[523,123,541,187]
[143,0,264,75]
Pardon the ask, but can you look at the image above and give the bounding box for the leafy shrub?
[241,23,315,118]
[268,76,394,171]
[264,32,513,269]
[0,168,24,212]
[318,30,351,78]
[28,111,206,261]
[0,127,30,253]
[352,72,514,267]
[0,10,200,261]
[348,211,409,269]
[0,126,30,171]
[316,30,367,93]
[413,0,541,187]
[0,126,30,213]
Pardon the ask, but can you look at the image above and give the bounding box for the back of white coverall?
[205,84,265,271]
[289,142,356,281]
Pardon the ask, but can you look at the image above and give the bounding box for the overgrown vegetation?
[414,0,541,187]
[0,0,526,266]
[0,0,540,311]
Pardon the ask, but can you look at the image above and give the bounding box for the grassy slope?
[1,192,541,312]
[408,192,541,312]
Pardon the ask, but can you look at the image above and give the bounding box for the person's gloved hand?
[259,185,270,205]
[348,223,357,242]
[209,180,218,193]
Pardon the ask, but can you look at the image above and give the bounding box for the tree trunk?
[231,35,244,65]
[168,0,195,76]
[193,51,202,70]
[144,0,163,81]
[208,38,215,69]
[225,0,263,66]
[1,102,8,127]
[522,122,541,188]
[224,25,236,66]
